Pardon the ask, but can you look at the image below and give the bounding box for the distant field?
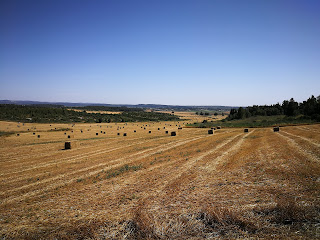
[69,109,123,115]
[0,120,319,239]
[156,110,227,122]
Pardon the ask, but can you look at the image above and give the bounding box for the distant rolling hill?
[0,100,238,111]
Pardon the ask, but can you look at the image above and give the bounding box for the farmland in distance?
[0,120,319,239]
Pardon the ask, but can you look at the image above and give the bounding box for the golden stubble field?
[0,120,319,239]
[156,110,226,122]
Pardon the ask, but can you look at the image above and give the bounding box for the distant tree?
[286,98,299,116]
[236,107,246,119]
[227,109,237,120]
[282,100,289,115]
[214,112,218,116]
[301,95,317,116]
[245,109,251,118]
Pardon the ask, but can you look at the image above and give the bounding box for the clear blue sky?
[1,0,319,106]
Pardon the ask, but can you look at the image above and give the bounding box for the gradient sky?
[1,0,319,106]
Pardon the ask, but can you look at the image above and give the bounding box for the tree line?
[0,104,179,123]
[227,95,320,121]
[195,111,225,116]
[73,106,144,112]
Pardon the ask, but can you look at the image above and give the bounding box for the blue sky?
[1,0,319,106]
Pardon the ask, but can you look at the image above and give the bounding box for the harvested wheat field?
[0,121,319,239]
[156,110,226,122]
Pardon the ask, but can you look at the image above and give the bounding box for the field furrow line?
[171,133,245,176]
[127,132,246,203]
[0,136,180,186]
[277,131,320,162]
[281,130,320,147]
[0,136,148,162]
[0,136,173,178]
[202,130,254,171]
[0,135,208,204]
[1,129,216,168]
[295,126,320,133]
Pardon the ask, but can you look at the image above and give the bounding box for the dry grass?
[0,121,319,239]
[155,110,227,122]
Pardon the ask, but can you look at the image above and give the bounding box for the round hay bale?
[37,135,40,138]
[33,133,35,135]
[165,131,168,134]
[65,141,71,150]
[171,131,176,136]
[244,128,249,133]
[134,130,136,132]
[273,127,280,132]
[158,128,160,130]
[68,135,71,139]
[96,133,99,136]
[208,130,213,134]
[17,133,20,136]
[217,126,221,129]
[117,133,120,136]
[149,131,151,133]
[103,132,106,134]
[123,133,127,136]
